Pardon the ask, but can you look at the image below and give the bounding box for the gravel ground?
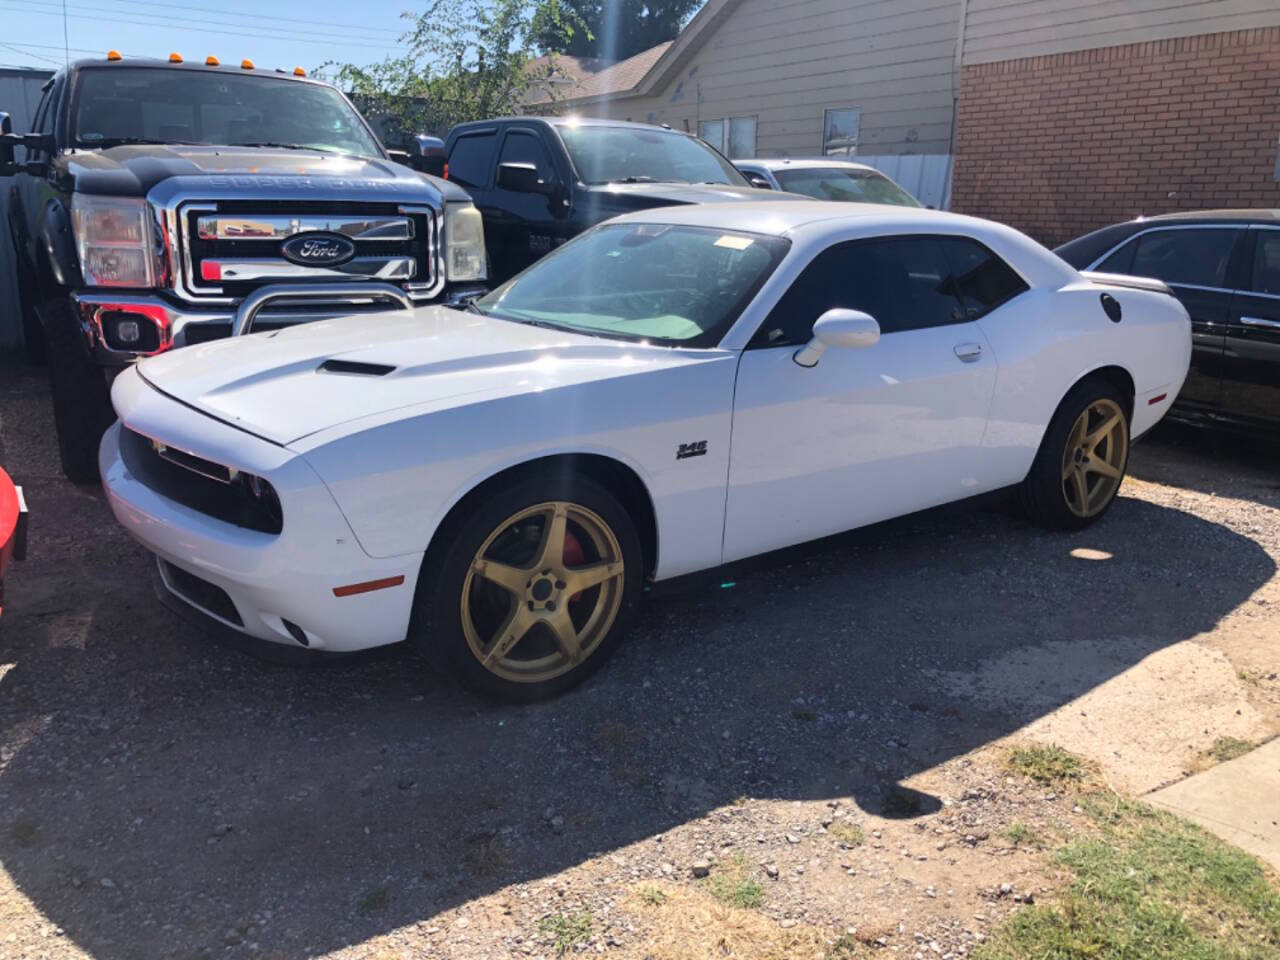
[1,364,1278,960]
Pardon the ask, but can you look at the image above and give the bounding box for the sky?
[0,0,416,76]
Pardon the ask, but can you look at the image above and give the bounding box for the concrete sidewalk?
[1146,738,1280,870]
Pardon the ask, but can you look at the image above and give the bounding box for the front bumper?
[99,416,421,653]
[73,284,488,366]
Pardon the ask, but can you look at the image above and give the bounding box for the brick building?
[951,4,1280,246]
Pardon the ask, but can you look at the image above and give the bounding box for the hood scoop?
[319,359,396,377]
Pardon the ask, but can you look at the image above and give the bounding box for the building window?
[823,108,860,157]
[698,116,757,158]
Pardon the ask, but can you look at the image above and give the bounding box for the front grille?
[159,558,243,626]
[120,428,283,535]
[175,200,437,302]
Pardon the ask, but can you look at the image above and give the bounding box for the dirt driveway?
[2,364,1278,959]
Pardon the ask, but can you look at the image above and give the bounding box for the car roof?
[68,57,328,85]
[607,200,982,234]
[450,116,698,136]
[736,157,880,173]
[1128,209,1280,224]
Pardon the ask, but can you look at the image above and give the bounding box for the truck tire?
[43,296,114,484]
[7,221,45,364]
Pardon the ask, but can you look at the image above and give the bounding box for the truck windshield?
[470,222,789,348]
[773,167,921,207]
[556,123,749,187]
[72,67,382,157]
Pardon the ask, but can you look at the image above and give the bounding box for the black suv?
[2,56,484,481]
[1056,211,1280,439]
[443,116,792,282]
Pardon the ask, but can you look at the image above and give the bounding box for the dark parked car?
[1056,211,1280,438]
[443,116,793,282]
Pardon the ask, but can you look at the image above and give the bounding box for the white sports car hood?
[136,306,705,446]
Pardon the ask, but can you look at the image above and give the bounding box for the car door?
[486,126,568,281]
[444,125,501,267]
[723,235,998,564]
[1093,225,1246,412]
[1221,227,1280,429]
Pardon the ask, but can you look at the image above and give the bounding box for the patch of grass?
[357,885,389,914]
[825,932,860,957]
[975,793,1280,960]
[705,855,765,909]
[635,883,668,906]
[828,822,865,848]
[1003,821,1042,849]
[731,794,751,807]
[792,708,817,722]
[539,910,593,955]
[1007,743,1086,785]
[1204,736,1255,764]
[462,832,509,876]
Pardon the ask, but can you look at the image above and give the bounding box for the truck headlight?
[443,201,487,282]
[71,195,160,288]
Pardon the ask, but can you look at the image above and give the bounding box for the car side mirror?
[497,161,554,195]
[0,113,55,176]
[409,134,446,178]
[0,113,14,175]
[743,172,772,189]
[793,308,880,367]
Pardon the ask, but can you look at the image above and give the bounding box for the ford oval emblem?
[280,231,356,267]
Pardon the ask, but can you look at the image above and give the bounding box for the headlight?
[71,195,160,288]
[443,201,487,282]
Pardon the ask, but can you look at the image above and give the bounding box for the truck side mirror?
[0,113,14,176]
[411,134,446,178]
[497,161,554,195]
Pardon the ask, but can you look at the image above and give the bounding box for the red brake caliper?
[563,529,585,603]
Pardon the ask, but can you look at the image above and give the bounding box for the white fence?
[855,153,953,210]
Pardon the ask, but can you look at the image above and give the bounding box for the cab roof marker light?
[169,52,183,63]
[293,66,306,76]
[241,59,254,69]
[106,50,122,61]
[206,55,219,66]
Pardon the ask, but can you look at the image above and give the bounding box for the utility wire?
[0,39,62,65]
[1,0,409,50]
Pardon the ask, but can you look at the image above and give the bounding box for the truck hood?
[578,180,805,213]
[60,144,470,202]
[134,305,711,446]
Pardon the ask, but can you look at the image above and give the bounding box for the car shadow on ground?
[1129,421,1280,502]
[1,458,1273,959]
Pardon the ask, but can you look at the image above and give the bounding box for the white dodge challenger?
[100,202,1190,701]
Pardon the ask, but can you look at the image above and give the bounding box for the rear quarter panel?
[976,284,1191,482]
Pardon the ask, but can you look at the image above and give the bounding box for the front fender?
[38,197,79,290]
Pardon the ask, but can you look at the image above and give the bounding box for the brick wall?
[952,27,1280,248]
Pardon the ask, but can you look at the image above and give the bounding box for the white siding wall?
[580,0,961,157]
[962,0,1280,65]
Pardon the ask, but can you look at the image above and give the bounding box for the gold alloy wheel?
[1061,398,1128,518]
[461,501,626,684]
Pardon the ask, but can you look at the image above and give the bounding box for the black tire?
[1018,377,1130,531]
[8,223,45,364]
[409,471,643,703]
[43,295,115,484]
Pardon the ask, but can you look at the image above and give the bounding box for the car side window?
[497,130,556,184]
[1249,231,1280,296]
[447,131,498,188]
[752,236,965,347]
[937,237,1029,319]
[1128,228,1241,289]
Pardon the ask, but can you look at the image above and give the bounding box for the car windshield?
[72,67,382,157]
[470,223,789,347]
[774,167,920,206]
[556,123,748,186]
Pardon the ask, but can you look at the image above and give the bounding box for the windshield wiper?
[230,141,334,153]
[92,136,199,147]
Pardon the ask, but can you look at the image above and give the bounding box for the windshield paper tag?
[714,235,753,250]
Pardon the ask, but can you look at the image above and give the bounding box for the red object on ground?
[0,466,28,619]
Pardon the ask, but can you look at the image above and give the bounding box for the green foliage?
[828,822,865,848]
[636,883,667,906]
[705,854,765,909]
[1006,744,1087,785]
[539,910,593,954]
[1204,736,1255,763]
[531,0,702,60]
[975,795,1280,959]
[326,0,586,144]
[1002,822,1042,849]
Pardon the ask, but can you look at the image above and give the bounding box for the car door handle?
[1241,315,1280,330]
[954,342,983,362]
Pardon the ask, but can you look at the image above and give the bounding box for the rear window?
[448,131,498,188]
[773,167,919,207]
